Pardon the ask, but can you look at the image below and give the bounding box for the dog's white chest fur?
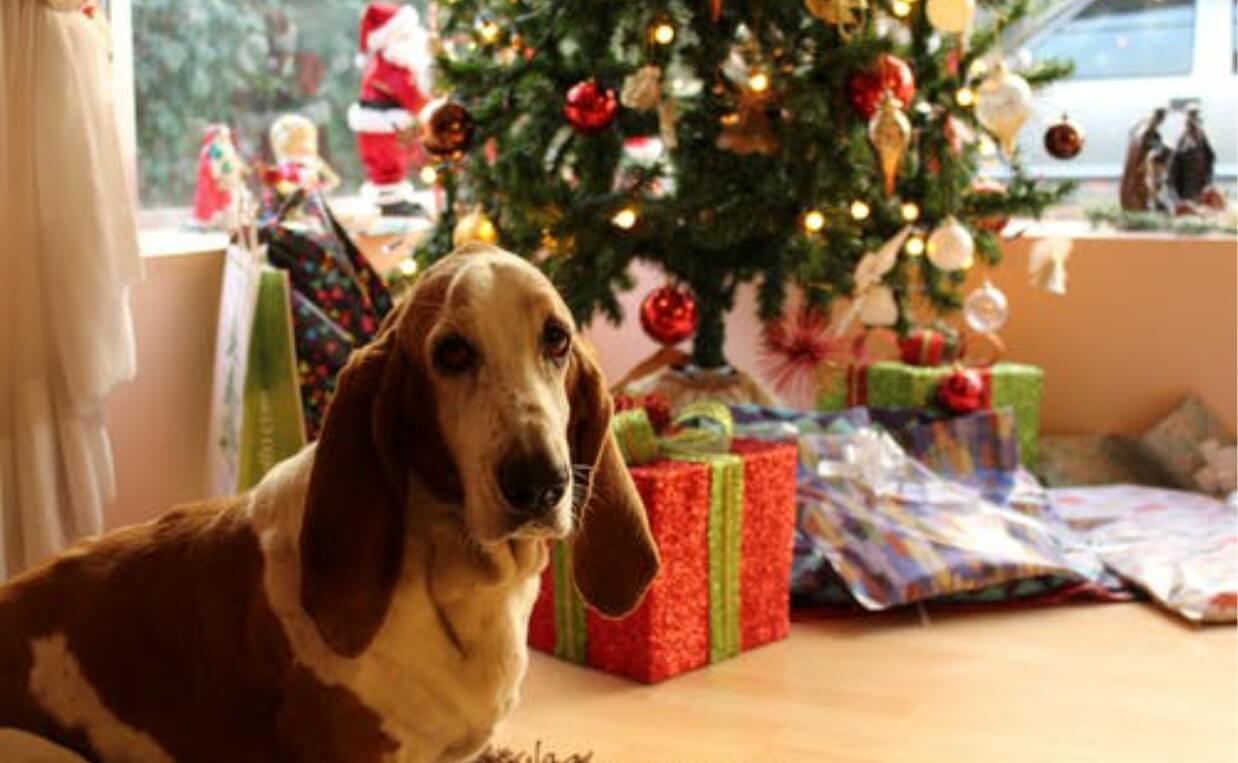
[249,448,544,763]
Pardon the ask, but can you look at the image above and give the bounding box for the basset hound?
[0,245,660,763]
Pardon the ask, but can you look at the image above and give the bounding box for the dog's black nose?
[498,450,569,520]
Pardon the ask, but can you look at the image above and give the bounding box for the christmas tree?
[417,0,1073,370]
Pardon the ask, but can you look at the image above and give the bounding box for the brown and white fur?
[0,245,660,763]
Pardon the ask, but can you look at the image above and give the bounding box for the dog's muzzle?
[497,447,569,524]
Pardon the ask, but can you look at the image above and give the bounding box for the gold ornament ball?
[453,209,498,248]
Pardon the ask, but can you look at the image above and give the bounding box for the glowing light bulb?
[955,87,976,107]
[849,200,871,221]
[398,258,419,276]
[900,202,920,222]
[905,235,925,256]
[802,209,826,233]
[978,136,997,158]
[651,21,676,45]
[612,207,638,230]
[477,19,501,44]
[418,166,438,185]
[747,70,771,93]
[892,0,912,17]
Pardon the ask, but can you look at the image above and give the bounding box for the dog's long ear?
[567,341,660,618]
[300,311,412,657]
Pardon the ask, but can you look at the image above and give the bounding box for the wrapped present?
[1050,486,1238,624]
[818,360,1044,468]
[792,424,1107,610]
[528,404,798,683]
[732,405,1119,612]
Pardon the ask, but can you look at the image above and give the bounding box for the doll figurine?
[1119,107,1167,211]
[267,114,341,201]
[1169,107,1215,204]
[191,125,246,228]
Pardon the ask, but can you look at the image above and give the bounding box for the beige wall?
[105,234,1237,528]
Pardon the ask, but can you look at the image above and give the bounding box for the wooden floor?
[493,604,1236,762]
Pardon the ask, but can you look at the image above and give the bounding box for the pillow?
[1139,396,1235,491]
[1038,434,1175,488]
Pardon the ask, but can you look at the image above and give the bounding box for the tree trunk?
[691,295,727,369]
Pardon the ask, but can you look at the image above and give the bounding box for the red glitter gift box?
[528,438,798,683]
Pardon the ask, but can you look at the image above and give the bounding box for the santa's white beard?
[380,32,431,90]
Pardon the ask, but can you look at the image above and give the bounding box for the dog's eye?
[542,321,571,360]
[433,336,476,374]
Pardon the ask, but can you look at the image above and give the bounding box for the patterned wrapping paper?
[261,193,393,439]
[527,438,798,683]
[795,429,1105,610]
[733,405,1111,611]
[1049,486,1238,624]
[817,361,1044,468]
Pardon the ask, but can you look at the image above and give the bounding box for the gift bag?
[261,192,393,438]
[204,245,261,497]
[205,246,306,495]
[236,268,307,490]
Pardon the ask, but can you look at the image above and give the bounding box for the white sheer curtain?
[0,0,141,577]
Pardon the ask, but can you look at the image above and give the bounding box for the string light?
[802,209,826,234]
[900,202,920,222]
[477,18,501,44]
[905,235,925,256]
[649,20,676,45]
[398,258,419,276]
[849,200,871,221]
[747,70,771,93]
[418,166,439,185]
[611,207,639,230]
[978,136,998,158]
[892,0,912,17]
[955,87,976,107]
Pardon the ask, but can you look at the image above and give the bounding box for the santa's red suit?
[348,3,431,211]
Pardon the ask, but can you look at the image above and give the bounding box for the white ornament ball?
[964,280,1010,333]
[975,62,1033,157]
[926,0,976,34]
[926,217,975,272]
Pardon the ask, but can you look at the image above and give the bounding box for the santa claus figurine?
[348,2,432,217]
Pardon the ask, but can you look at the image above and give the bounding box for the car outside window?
[1030,0,1197,79]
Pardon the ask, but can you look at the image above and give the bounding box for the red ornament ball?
[1043,114,1085,160]
[937,367,988,415]
[421,99,475,160]
[564,80,618,135]
[639,286,697,346]
[848,54,916,120]
[969,179,1010,234]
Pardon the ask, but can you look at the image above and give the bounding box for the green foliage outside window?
[132,0,428,208]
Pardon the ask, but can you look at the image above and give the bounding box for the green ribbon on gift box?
[553,401,744,665]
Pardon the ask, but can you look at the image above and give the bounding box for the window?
[1029,0,1196,79]
[128,0,427,210]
